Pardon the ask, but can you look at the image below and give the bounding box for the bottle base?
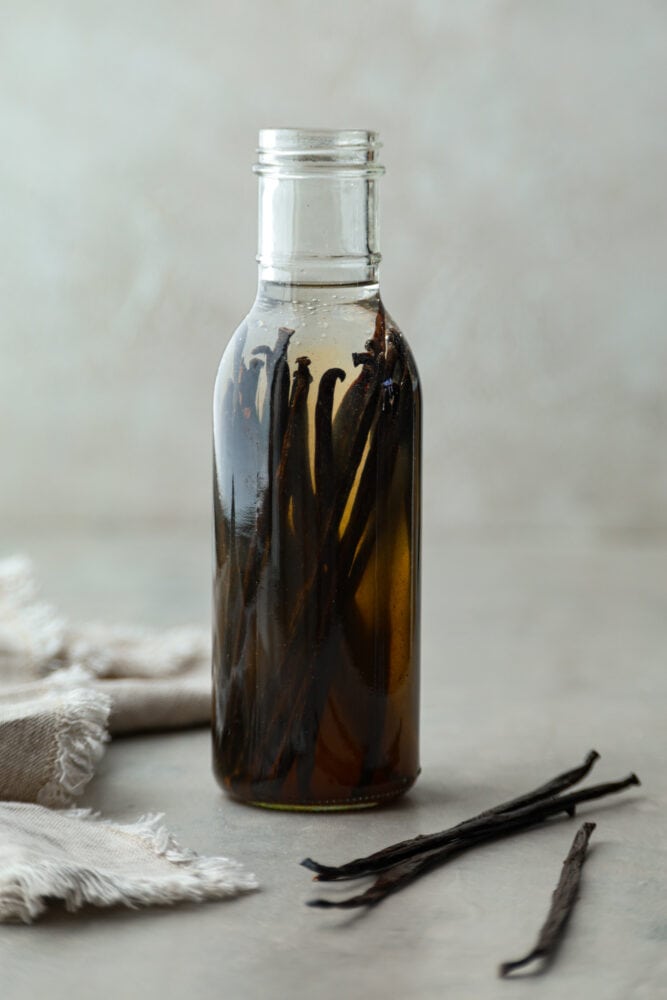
[221,772,419,812]
[247,799,379,812]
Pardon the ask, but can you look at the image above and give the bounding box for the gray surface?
[1,528,666,999]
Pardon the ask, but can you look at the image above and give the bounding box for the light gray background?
[2,0,665,539]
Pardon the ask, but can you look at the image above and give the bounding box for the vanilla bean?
[307,841,463,909]
[278,356,315,663]
[355,375,403,786]
[278,357,314,546]
[306,777,636,909]
[338,366,403,591]
[498,822,596,977]
[314,367,346,529]
[331,319,383,480]
[477,749,600,818]
[302,750,602,881]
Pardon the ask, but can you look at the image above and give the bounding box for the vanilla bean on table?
[498,821,596,977]
[303,749,605,881]
[304,754,639,909]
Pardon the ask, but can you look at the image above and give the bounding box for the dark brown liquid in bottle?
[213,308,420,808]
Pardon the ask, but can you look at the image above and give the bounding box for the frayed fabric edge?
[36,688,111,808]
[0,810,258,924]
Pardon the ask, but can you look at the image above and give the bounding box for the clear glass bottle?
[212,129,421,809]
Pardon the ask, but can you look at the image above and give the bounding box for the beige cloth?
[0,804,257,923]
[0,555,211,804]
[0,557,255,922]
[0,555,211,731]
[0,676,110,806]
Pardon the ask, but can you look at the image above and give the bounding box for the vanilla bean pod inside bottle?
[213,129,421,809]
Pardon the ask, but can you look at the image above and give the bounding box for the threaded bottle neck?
[254,129,384,286]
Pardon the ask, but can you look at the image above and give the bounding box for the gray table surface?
[1,525,665,1000]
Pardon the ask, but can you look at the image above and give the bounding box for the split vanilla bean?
[498,821,596,977]
[304,754,639,909]
[303,749,604,881]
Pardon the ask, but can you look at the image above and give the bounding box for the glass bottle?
[212,129,421,809]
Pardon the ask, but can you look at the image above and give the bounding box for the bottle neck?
[256,171,381,288]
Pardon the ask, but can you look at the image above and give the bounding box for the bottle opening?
[255,128,384,175]
[255,128,383,282]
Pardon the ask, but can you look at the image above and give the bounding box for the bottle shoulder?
[217,290,417,387]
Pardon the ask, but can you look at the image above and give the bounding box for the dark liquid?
[213,310,421,808]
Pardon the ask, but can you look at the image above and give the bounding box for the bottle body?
[212,131,421,809]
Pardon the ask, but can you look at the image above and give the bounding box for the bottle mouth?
[255,128,385,176]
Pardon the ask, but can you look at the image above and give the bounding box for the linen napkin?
[0,804,257,923]
[0,555,211,732]
[0,555,213,803]
[0,672,110,806]
[0,556,256,922]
